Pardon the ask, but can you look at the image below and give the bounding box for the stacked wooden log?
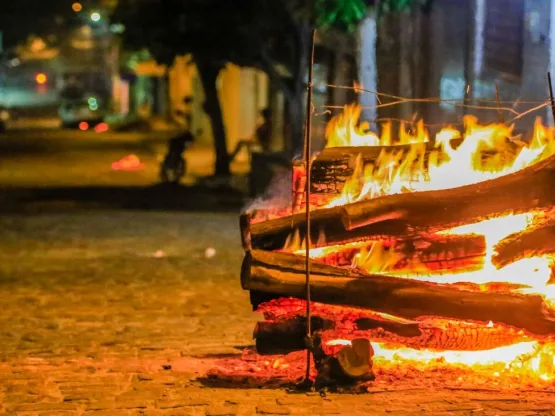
[240,145,555,355]
[290,138,524,212]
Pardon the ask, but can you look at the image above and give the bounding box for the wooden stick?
[303,28,317,382]
[548,72,555,125]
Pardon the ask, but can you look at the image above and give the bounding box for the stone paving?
[1,212,555,415]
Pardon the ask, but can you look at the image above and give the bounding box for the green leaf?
[314,0,368,31]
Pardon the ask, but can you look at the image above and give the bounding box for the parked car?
[59,96,105,130]
[0,106,10,132]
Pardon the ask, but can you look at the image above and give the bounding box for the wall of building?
[166,59,269,152]
[416,0,552,135]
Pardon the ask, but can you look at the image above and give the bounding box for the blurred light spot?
[95,122,108,133]
[79,121,89,131]
[90,12,101,22]
[80,25,93,36]
[35,73,47,85]
[72,2,82,12]
[110,23,125,33]
[88,97,97,106]
[111,154,144,171]
[89,103,98,111]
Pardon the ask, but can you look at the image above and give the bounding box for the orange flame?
[325,112,554,208]
[285,105,555,380]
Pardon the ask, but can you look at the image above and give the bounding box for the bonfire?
[236,103,555,388]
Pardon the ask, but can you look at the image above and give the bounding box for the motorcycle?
[159,130,195,184]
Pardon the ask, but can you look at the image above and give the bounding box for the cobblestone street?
[1,211,555,415]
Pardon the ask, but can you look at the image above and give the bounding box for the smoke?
[243,167,294,214]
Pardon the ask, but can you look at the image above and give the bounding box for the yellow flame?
[353,241,403,274]
[325,104,429,148]
[322,108,555,303]
[326,113,552,208]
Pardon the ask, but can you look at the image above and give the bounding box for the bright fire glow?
[272,105,555,382]
[326,104,429,147]
[327,339,555,381]
[282,106,555,381]
[325,113,554,208]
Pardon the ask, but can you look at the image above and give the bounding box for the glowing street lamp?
[72,2,83,12]
[90,12,101,22]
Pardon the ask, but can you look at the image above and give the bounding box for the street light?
[90,12,101,22]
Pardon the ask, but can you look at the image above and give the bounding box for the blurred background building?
[1,0,554,146]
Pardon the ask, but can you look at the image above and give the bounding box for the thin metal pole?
[494,82,504,123]
[548,73,555,125]
[304,28,316,382]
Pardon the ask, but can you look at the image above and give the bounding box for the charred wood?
[254,316,334,355]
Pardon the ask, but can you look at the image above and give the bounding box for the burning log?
[254,313,528,355]
[246,154,555,250]
[493,221,555,268]
[242,250,555,337]
[306,139,523,207]
[313,233,486,273]
[253,299,530,355]
[341,155,555,231]
[255,314,421,356]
